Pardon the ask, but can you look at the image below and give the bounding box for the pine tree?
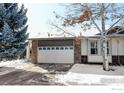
[0,3,28,60]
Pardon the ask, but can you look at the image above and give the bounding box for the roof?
[96,26,124,35]
[28,26,124,40]
[28,36,75,40]
[86,34,124,38]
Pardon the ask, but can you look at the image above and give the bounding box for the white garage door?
[37,46,74,64]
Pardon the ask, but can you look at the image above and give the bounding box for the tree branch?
[91,16,102,33]
[50,23,76,37]
[105,4,111,10]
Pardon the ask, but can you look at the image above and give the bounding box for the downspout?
[87,38,88,63]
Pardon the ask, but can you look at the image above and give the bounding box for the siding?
[81,38,88,55]
[111,37,124,65]
[81,38,112,63]
[111,37,124,55]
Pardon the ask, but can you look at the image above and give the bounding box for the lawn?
[55,64,124,85]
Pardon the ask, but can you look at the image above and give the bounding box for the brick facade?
[112,55,124,65]
[31,40,38,64]
[74,37,81,64]
[81,55,88,63]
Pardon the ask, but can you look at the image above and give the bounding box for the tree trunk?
[101,3,110,71]
[102,37,109,71]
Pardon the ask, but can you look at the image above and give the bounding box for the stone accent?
[31,40,38,64]
[74,37,81,64]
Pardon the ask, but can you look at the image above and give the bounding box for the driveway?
[0,60,72,85]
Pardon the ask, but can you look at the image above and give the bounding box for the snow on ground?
[0,59,48,74]
[55,64,124,86]
[1,60,124,86]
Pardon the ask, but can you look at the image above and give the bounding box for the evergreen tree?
[0,3,28,60]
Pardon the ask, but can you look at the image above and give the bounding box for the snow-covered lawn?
[0,59,48,74]
[55,64,124,86]
[1,60,124,86]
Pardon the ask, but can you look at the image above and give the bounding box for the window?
[70,47,73,50]
[60,47,64,50]
[43,47,46,50]
[90,41,98,55]
[39,48,42,50]
[56,47,59,50]
[65,47,68,50]
[51,47,55,50]
[47,47,50,50]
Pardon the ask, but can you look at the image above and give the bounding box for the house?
[81,26,124,65]
[27,26,124,65]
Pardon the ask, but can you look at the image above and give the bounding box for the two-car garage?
[29,37,75,64]
[37,46,74,63]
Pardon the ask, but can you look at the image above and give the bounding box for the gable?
[96,26,124,35]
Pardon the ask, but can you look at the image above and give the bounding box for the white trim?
[87,38,112,63]
[88,39,99,56]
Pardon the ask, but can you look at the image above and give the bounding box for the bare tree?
[51,3,124,71]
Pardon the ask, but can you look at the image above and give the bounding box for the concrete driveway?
[0,60,72,85]
[0,66,58,85]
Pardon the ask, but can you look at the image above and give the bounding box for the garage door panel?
[37,46,74,63]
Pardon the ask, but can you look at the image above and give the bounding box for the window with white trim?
[39,48,42,50]
[65,47,68,50]
[56,47,59,50]
[47,47,50,50]
[51,47,55,50]
[90,41,98,55]
[70,47,73,50]
[43,47,46,50]
[60,47,64,50]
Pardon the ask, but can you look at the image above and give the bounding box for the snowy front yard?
[55,64,124,86]
[0,60,124,86]
[0,59,71,85]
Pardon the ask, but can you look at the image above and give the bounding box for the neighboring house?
[27,26,124,65]
[81,26,124,65]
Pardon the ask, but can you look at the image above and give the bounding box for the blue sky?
[25,3,101,38]
[25,3,67,37]
[24,3,124,38]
